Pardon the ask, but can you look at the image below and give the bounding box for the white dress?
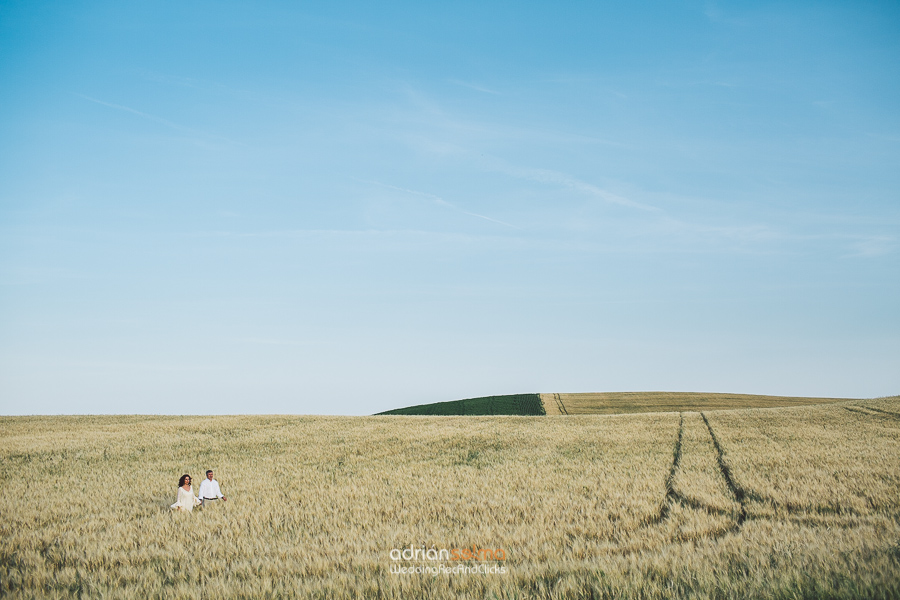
[171,485,200,511]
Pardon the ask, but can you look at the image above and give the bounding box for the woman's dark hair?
[178,474,191,487]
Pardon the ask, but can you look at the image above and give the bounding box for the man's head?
[206,470,214,480]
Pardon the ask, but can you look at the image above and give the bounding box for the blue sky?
[1,1,898,414]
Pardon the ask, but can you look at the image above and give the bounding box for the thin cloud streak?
[183,228,523,243]
[59,361,225,372]
[485,158,657,211]
[74,93,242,145]
[75,94,191,132]
[373,182,524,230]
[237,337,326,346]
[841,235,896,258]
[448,79,501,95]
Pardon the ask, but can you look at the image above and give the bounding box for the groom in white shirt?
[198,470,227,506]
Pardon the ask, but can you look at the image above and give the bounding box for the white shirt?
[198,478,224,499]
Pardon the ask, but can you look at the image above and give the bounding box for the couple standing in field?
[170,469,227,512]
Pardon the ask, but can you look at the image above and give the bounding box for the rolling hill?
[379,391,855,416]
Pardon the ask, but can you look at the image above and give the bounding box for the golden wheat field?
[1,398,899,599]
[539,392,852,415]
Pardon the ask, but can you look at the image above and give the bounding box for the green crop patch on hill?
[377,393,545,416]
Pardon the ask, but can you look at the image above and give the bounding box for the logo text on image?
[389,544,509,575]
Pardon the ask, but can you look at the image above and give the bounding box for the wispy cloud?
[650,216,781,245]
[184,228,518,243]
[702,1,749,25]
[866,132,900,143]
[62,361,225,372]
[74,93,241,145]
[650,217,897,258]
[0,266,86,286]
[375,89,646,211]
[237,337,325,346]
[484,158,656,211]
[75,94,191,132]
[842,235,896,258]
[142,72,254,96]
[448,79,501,95]
[373,182,524,230]
[392,83,627,148]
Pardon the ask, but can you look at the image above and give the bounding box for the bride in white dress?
[171,474,201,511]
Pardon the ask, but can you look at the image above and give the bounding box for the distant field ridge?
[379,391,856,416]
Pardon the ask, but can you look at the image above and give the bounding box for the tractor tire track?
[675,494,738,517]
[701,412,747,526]
[844,406,900,420]
[555,393,569,415]
[640,413,683,526]
[858,406,900,419]
[649,412,740,525]
[658,412,684,522]
[620,410,737,556]
[735,480,873,520]
[627,412,743,551]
